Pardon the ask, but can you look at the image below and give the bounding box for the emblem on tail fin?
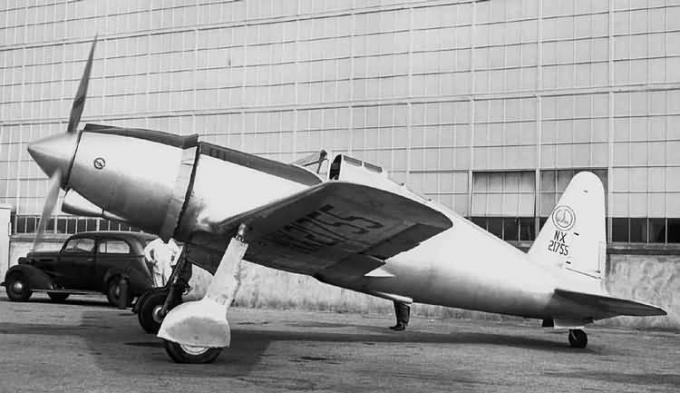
[552,205,575,231]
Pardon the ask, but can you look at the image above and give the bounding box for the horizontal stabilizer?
[554,288,666,319]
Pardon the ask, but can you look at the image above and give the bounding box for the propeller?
[67,36,97,134]
[31,37,97,251]
[32,170,62,251]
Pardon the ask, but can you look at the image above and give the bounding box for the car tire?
[47,292,69,302]
[5,273,32,302]
[162,340,222,364]
[137,290,168,334]
[106,276,131,307]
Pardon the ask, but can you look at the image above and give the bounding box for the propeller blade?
[66,36,97,134]
[32,170,62,252]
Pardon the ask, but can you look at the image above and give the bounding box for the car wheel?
[137,290,168,334]
[47,292,69,302]
[162,340,222,364]
[106,276,131,307]
[5,273,32,302]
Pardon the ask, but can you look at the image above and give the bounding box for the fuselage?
[170,136,560,320]
[332,209,558,319]
[31,126,562,320]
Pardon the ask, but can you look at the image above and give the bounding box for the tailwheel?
[568,329,588,348]
[162,340,222,364]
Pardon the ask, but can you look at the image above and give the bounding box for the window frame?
[97,238,132,255]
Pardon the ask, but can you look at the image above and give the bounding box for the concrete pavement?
[0,293,678,393]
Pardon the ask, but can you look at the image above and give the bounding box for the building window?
[487,217,503,238]
[470,171,535,242]
[472,171,535,217]
[610,217,680,245]
[648,218,666,243]
[11,215,140,235]
[503,217,519,241]
[539,168,608,217]
[668,219,680,243]
[519,217,535,241]
[469,216,536,241]
[612,218,629,242]
[630,218,647,243]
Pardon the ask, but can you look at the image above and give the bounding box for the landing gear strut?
[568,329,588,348]
[157,224,249,363]
[135,247,191,334]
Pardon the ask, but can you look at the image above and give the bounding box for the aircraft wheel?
[137,290,168,334]
[568,329,588,348]
[162,340,223,364]
[47,292,70,302]
[5,273,32,302]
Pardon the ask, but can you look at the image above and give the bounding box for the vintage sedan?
[2,231,156,306]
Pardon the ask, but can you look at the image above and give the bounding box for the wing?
[553,288,666,320]
[186,181,452,278]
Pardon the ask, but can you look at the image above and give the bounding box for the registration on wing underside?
[270,204,388,254]
[195,181,452,274]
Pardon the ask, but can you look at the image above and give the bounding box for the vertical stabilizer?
[528,172,606,281]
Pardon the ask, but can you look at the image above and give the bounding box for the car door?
[96,238,134,285]
[58,236,96,290]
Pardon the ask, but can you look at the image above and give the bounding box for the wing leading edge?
[187,181,453,277]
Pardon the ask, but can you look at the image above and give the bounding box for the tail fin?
[528,172,606,280]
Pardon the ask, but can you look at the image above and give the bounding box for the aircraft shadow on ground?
[241,322,586,354]
[17,297,113,308]
[0,310,599,378]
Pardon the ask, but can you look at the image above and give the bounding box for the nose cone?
[27,133,77,180]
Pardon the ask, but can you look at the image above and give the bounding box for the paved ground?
[0,293,678,393]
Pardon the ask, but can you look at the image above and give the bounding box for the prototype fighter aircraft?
[25,39,666,363]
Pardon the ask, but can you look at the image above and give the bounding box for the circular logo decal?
[93,157,106,170]
[552,205,575,231]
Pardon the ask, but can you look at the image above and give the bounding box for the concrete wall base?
[6,237,679,330]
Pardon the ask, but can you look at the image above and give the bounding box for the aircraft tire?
[5,272,32,302]
[137,290,168,334]
[162,340,223,364]
[568,329,588,348]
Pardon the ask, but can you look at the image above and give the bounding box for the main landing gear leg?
[157,224,248,363]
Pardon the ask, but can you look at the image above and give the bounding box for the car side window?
[63,238,95,253]
[98,239,131,254]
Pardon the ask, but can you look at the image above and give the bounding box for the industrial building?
[1,0,678,325]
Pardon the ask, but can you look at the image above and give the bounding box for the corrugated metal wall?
[2,0,680,242]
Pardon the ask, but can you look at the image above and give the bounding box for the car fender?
[102,267,127,290]
[4,264,55,290]
[103,258,154,294]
